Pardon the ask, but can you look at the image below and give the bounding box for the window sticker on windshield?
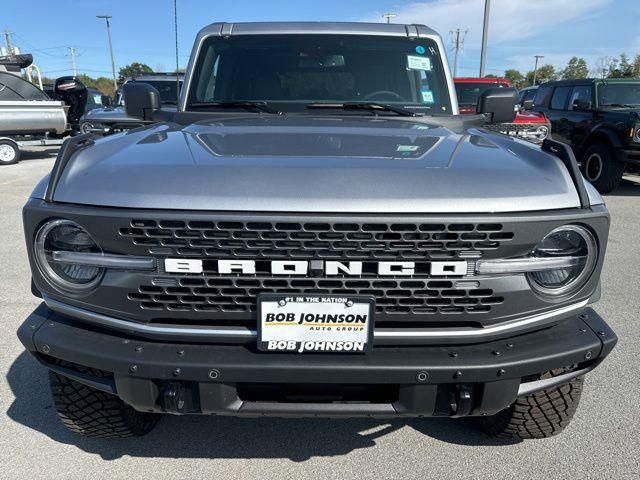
[421,89,435,104]
[397,144,420,152]
[415,45,426,55]
[407,55,432,71]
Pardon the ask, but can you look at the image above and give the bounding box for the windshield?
[117,80,182,105]
[85,92,105,112]
[188,34,452,114]
[598,82,640,107]
[143,80,182,104]
[455,82,509,106]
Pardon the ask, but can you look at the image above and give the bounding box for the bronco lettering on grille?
[164,259,468,276]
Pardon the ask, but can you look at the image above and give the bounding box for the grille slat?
[120,221,514,260]
[128,276,504,316]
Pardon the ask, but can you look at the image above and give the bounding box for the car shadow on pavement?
[6,352,517,461]
[18,148,60,161]
[606,176,640,196]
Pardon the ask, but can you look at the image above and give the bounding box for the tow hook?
[161,382,189,413]
[450,385,473,417]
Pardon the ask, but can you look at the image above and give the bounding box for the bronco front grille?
[127,277,504,317]
[119,220,514,260]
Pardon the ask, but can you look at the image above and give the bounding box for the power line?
[10,32,67,57]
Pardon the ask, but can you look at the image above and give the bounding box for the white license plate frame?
[257,294,375,353]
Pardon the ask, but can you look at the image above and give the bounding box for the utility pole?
[67,47,77,76]
[97,15,118,93]
[533,55,544,85]
[479,0,490,77]
[451,28,468,78]
[4,30,13,54]
[382,13,397,24]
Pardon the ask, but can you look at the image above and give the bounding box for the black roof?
[539,79,599,87]
[540,78,640,87]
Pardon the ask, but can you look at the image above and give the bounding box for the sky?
[3,0,640,80]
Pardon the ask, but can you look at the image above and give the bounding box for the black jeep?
[533,78,640,193]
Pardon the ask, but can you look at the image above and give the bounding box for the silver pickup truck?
[18,22,616,441]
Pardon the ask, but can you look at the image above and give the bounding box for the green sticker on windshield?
[421,89,434,104]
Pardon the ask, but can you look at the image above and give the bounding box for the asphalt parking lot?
[1,149,639,480]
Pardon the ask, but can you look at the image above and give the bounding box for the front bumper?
[19,303,616,418]
[620,148,640,166]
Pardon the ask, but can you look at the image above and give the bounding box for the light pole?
[533,55,544,85]
[382,13,397,24]
[479,0,490,77]
[97,15,118,94]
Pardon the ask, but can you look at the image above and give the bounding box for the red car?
[454,77,550,144]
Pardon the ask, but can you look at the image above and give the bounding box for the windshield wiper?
[306,102,417,117]
[602,103,640,108]
[188,101,281,114]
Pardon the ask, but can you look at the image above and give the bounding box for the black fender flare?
[580,127,624,161]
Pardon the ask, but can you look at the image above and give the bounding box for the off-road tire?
[479,368,584,440]
[0,139,20,165]
[581,142,624,194]
[49,370,160,438]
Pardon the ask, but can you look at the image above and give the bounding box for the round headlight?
[34,219,103,293]
[527,225,597,297]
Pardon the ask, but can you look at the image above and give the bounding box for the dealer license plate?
[257,294,374,353]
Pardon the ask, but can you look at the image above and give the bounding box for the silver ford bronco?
[18,22,617,440]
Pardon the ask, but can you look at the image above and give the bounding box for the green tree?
[608,53,634,78]
[118,62,153,82]
[632,54,640,78]
[525,64,557,86]
[504,69,525,89]
[76,74,115,97]
[561,57,589,80]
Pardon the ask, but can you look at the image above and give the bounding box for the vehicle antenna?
[174,0,180,111]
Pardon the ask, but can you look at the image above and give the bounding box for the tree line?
[34,54,640,97]
[503,53,640,89]
[38,62,163,97]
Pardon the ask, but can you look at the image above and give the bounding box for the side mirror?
[477,87,518,123]
[122,82,161,121]
[522,99,534,111]
[573,99,592,111]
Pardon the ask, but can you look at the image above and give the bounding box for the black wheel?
[0,139,20,165]
[581,143,624,193]
[79,122,94,135]
[49,370,160,438]
[479,368,584,440]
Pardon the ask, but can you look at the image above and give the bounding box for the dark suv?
[533,78,640,193]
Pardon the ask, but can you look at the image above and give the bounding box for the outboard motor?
[54,76,88,132]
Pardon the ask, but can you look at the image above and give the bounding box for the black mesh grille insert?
[127,277,504,317]
[120,220,514,260]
